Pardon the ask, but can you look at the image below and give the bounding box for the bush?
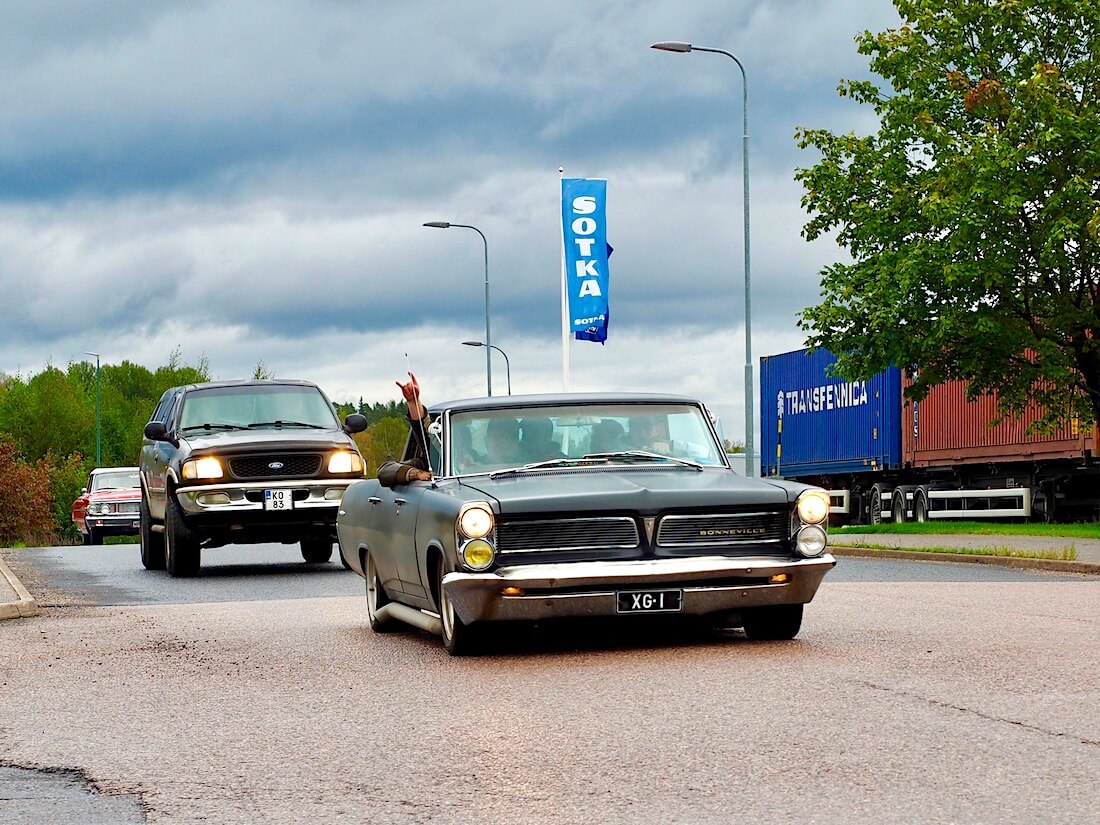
[0,437,56,547]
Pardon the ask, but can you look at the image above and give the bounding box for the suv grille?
[657,512,788,547]
[229,454,323,479]
[497,517,640,554]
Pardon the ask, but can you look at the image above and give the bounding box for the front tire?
[165,492,201,577]
[365,551,396,633]
[300,537,333,564]
[139,495,166,570]
[438,557,483,656]
[741,604,803,641]
[869,487,885,525]
[88,526,103,546]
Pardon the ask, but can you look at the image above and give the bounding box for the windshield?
[179,385,338,431]
[91,470,140,491]
[447,402,726,475]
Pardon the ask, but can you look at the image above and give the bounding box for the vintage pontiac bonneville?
[337,393,835,655]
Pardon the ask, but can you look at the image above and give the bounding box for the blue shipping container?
[759,348,902,478]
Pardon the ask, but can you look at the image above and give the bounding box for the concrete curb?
[0,554,39,620]
[830,545,1100,576]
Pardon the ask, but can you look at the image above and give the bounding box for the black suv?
[139,379,367,577]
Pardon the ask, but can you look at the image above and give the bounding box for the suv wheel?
[140,496,166,570]
[300,537,333,564]
[165,492,201,577]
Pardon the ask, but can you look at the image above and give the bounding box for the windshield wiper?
[246,420,328,429]
[180,423,247,432]
[582,450,704,470]
[489,457,610,478]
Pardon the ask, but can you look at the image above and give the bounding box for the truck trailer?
[759,347,1100,523]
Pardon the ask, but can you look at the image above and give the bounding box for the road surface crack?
[856,680,1099,747]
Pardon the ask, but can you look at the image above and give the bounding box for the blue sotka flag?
[562,178,611,344]
[575,244,613,343]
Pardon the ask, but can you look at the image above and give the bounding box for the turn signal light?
[769,573,789,584]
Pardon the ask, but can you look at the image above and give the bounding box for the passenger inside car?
[519,417,565,463]
[589,419,627,453]
[485,418,522,466]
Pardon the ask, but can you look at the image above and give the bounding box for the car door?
[370,480,432,605]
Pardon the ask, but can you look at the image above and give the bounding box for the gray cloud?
[0,0,901,440]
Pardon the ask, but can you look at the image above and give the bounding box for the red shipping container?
[901,374,1097,467]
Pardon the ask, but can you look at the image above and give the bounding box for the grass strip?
[834,540,1077,561]
[833,521,1100,539]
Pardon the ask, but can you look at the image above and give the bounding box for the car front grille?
[117,502,140,514]
[229,454,323,479]
[497,516,640,554]
[656,512,788,547]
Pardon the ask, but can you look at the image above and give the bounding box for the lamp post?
[84,351,101,466]
[462,341,511,395]
[651,40,754,475]
[424,221,493,396]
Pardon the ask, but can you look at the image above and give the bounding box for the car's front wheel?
[741,604,803,641]
[139,496,166,571]
[365,550,396,633]
[438,557,483,656]
[165,492,201,577]
[300,537,333,564]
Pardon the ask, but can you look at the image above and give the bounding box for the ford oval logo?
[269,461,284,470]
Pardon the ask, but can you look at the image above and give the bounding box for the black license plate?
[616,589,683,614]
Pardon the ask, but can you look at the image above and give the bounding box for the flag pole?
[559,166,571,392]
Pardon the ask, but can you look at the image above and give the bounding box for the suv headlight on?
[181,456,224,480]
[327,450,364,475]
[795,489,830,558]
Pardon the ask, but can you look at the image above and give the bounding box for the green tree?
[353,417,410,477]
[796,0,1100,428]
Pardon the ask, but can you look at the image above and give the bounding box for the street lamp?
[84,351,101,466]
[651,40,755,475]
[462,341,511,395]
[424,221,493,396]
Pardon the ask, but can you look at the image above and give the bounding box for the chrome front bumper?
[442,554,836,625]
[175,479,355,516]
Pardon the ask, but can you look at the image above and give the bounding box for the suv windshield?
[179,385,339,432]
[448,402,726,475]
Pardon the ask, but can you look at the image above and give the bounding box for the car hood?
[456,467,804,515]
[181,428,352,454]
[88,489,141,503]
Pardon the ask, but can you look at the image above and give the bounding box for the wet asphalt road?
[1,544,1097,824]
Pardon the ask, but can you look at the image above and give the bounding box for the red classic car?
[72,467,142,545]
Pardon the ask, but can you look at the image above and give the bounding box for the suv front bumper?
[175,479,356,517]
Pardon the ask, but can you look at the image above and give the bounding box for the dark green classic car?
[337,393,835,655]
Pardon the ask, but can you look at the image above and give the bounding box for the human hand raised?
[396,372,420,404]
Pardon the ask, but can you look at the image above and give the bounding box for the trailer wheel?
[913,489,929,523]
[892,490,908,523]
[869,485,891,525]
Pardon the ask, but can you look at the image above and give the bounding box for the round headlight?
[461,539,496,571]
[457,503,494,539]
[796,490,830,524]
[796,525,828,557]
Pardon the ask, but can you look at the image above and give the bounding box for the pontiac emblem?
[269,461,285,470]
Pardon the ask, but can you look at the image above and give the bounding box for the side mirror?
[144,421,169,442]
[343,413,368,434]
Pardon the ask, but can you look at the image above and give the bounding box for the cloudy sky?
[0,0,900,444]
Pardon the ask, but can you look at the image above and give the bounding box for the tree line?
[0,354,411,546]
